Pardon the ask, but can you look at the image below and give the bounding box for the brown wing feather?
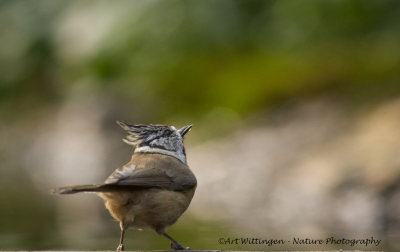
[103,154,197,191]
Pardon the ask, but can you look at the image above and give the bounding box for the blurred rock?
[188,98,400,249]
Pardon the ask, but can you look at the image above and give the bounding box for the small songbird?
[53,122,196,251]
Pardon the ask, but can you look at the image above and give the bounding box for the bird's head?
[117,121,192,163]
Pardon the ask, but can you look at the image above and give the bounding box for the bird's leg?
[117,222,128,251]
[163,232,190,250]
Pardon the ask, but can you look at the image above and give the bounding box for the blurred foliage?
[1,0,399,121]
[0,171,58,249]
[0,0,400,250]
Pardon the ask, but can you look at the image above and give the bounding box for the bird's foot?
[116,243,124,251]
[171,242,191,250]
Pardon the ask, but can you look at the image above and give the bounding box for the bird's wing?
[104,164,137,184]
[104,164,196,191]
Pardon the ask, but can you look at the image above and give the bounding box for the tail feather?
[52,184,103,194]
[52,183,152,195]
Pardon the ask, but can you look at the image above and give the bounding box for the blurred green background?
[0,0,400,251]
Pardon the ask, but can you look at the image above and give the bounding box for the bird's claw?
[171,242,191,250]
[116,244,124,251]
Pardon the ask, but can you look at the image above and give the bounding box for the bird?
[53,121,197,251]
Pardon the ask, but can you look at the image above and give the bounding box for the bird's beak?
[178,124,192,137]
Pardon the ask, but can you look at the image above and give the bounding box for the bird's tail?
[51,184,104,194]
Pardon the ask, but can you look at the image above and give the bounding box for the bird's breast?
[100,187,195,231]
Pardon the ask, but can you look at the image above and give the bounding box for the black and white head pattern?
[117,121,192,164]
